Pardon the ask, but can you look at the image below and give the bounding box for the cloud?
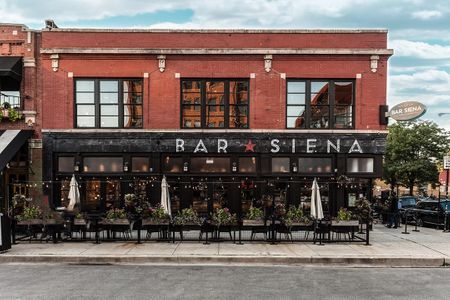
[411,10,443,20]
[390,40,450,59]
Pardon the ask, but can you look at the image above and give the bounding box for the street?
[0,264,449,299]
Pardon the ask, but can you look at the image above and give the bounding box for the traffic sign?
[444,156,450,170]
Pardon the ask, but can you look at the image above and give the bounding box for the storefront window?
[272,157,290,173]
[83,157,123,173]
[239,157,257,173]
[299,181,330,213]
[191,157,230,173]
[58,157,74,172]
[298,157,332,173]
[60,180,70,208]
[105,180,121,210]
[163,156,183,173]
[84,180,101,211]
[347,158,374,173]
[132,157,150,172]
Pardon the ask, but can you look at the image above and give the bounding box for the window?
[163,156,183,173]
[287,80,354,129]
[272,157,290,173]
[83,157,123,173]
[181,79,249,128]
[347,158,374,173]
[131,157,150,172]
[58,157,74,172]
[75,79,143,128]
[191,157,230,173]
[239,157,257,173]
[298,157,332,173]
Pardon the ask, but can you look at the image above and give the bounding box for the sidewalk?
[1,224,450,267]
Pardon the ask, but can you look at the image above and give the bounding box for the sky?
[1,0,449,130]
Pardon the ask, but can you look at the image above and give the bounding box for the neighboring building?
[0,24,41,213]
[5,24,394,217]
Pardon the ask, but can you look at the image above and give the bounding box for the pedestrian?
[387,192,399,228]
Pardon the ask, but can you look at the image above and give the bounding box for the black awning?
[0,130,33,170]
[0,56,22,90]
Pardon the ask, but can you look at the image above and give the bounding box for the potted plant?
[211,207,237,227]
[16,205,43,225]
[333,207,359,226]
[354,197,373,227]
[173,208,203,226]
[243,206,265,226]
[141,205,171,225]
[102,208,130,225]
[282,205,311,227]
[7,107,21,122]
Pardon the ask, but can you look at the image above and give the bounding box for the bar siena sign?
[176,138,366,154]
[388,101,427,121]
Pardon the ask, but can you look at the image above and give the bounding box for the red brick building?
[3,25,393,217]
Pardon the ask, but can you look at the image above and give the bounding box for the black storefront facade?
[43,131,385,218]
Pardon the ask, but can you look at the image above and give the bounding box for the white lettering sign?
[270,139,280,153]
[306,139,317,153]
[193,139,208,153]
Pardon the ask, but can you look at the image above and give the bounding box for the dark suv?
[398,196,418,223]
[409,200,450,228]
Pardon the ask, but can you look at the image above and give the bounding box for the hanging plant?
[7,107,21,122]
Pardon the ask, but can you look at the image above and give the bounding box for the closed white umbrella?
[310,178,324,220]
[67,175,80,211]
[161,176,171,217]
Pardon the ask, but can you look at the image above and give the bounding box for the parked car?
[409,200,450,228]
[398,196,418,223]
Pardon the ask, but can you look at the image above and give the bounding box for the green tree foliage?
[384,121,450,194]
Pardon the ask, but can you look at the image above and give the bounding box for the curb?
[0,255,446,267]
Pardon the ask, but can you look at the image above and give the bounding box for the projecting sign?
[388,101,427,121]
[444,156,450,170]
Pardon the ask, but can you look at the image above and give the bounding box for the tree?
[384,121,450,195]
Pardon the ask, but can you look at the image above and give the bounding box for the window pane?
[287,116,305,128]
[288,81,305,93]
[100,116,119,127]
[230,116,248,128]
[83,157,123,173]
[230,92,248,105]
[124,116,143,128]
[124,104,143,117]
[335,82,353,105]
[182,81,201,93]
[311,92,329,105]
[239,157,257,173]
[298,157,332,173]
[163,156,183,173]
[100,92,118,104]
[311,81,329,93]
[76,81,94,92]
[183,93,201,105]
[206,81,224,93]
[76,92,95,104]
[58,157,74,172]
[123,93,143,104]
[77,105,95,116]
[230,105,248,116]
[100,81,118,92]
[272,157,290,173]
[334,106,353,128]
[101,105,119,115]
[191,157,230,173]
[230,81,248,93]
[310,106,329,128]
[123,80,143,93]
[77,116,95,127]
[287,106,305,117]
[132,157,150,172]
[347,158,374,173]
[287,93,305,105]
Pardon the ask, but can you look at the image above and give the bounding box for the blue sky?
[1,0,449,130]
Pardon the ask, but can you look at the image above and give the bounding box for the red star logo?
[244,139,256,152]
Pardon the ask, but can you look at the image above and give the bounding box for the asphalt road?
[0,264,449,299]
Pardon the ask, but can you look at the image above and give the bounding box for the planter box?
[101,219,130,225]
[43,219,64,225]
[288,222,313,227]
[17,219,43,226]
[142,219,170,226]
[332,220,360,227]
[73,219,88,226]
[242,220,265,226]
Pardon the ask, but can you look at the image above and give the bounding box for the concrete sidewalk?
[1,224,450,267]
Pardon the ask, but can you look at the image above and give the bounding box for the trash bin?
[0,213,12,252]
